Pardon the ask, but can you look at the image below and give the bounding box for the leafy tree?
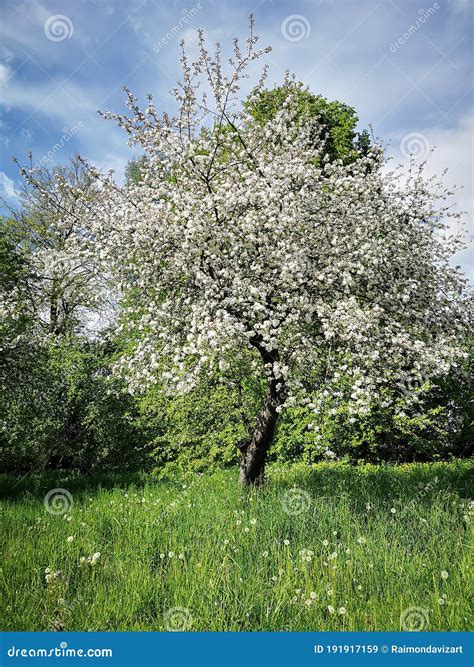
[125,156,148,186]
[0,336,146,474]
[9,155,106,336]
[0,216,37,404]
[245,80,370,163]
[0,159,131,474]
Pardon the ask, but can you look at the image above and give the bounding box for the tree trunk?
[238,392,280,485]
[50,277,61,335]
[239,368,286,486]
[238,336,285,486]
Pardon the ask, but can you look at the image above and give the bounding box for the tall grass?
[1,461,472,631]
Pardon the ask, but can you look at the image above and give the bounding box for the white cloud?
[390,113,473,228]
[0,63,11,87]
[388,113,473,282]
[1,78,99,123]
[1,46,13,63]
[0,171,18,200]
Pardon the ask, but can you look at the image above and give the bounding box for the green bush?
[0,339,147,474]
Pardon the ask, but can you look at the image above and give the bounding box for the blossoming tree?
[9,156,106,337]
[20,19,470,484]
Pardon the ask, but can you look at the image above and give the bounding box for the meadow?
[1,461,472,632]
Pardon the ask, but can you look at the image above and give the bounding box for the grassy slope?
[0,461,472,631]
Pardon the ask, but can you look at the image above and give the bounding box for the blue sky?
[0,0,472,277]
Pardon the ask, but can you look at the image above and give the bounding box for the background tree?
[125,155,149,186]
[245,80,371,164]
[0,216,36,401]
[8,155,107,336]
[0,158,139,474]
[125,82,370,186]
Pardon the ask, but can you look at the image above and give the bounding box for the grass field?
[0,461,472,632]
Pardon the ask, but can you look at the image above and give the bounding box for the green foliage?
[1,92,469,477]
[124,83,371,190]
[1,244,470,476]
[139,348,472,472]
[0,338,146,474]
[0,218,29,293]
[245,83,370,164]
[137,358,266,477]
[125,156,149,185]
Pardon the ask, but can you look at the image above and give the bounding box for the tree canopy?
[245,81,371,163]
